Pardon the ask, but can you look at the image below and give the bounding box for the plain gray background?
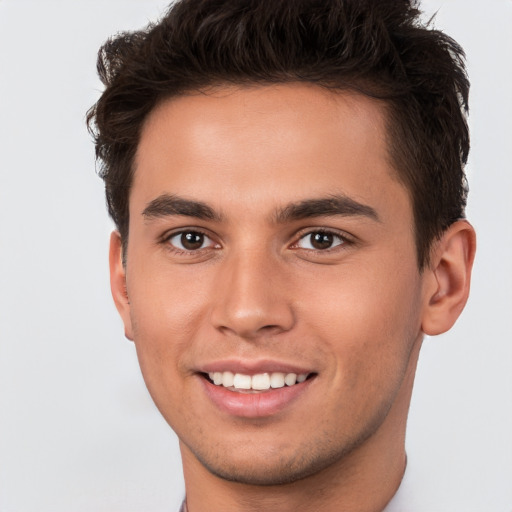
[0,1,511,510]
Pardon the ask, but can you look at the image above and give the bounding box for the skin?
[110,84,476,512]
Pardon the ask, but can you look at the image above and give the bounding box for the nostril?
[215,320,291,340]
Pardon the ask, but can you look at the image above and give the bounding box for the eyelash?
[161,228,218,255]
[292,228,353,252]
[160,227,354,255]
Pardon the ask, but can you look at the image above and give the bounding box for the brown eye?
[297,231,344,250]
[311,232,333,249]
[181,232,204,250]
[168,231,213,251]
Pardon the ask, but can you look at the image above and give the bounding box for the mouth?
[204,371,311,393]
[198,367,317,418]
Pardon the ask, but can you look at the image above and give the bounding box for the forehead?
[132,84,408,220]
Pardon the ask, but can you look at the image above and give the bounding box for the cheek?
[298,260,423,377]
[125,264,210,391]
[299,267,423,431]
[128,256,208,333]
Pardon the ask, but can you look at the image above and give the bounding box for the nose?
[210,248,295,340]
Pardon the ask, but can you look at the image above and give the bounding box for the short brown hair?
[87,0,470,268]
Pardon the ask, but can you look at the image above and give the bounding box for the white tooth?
[297,373,308,383]
[222,371,234,387]
[251,373,271,390]
[270,372,285,388]
[284,373,297,386]
[233,373,252,389]
[208,372,215,381]
[213,372,223,385]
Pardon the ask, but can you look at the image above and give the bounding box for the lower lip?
[200,375,314,418]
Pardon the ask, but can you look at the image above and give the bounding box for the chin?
[199,456,330,486]
[187,433,365,487]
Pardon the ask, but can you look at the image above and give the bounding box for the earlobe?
[421,220,476,336]
[109,231,134,341]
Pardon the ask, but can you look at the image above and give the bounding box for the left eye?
[167,231,215,251]
[296,231,344,250]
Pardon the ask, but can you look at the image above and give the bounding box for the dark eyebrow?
[142,194,221,221]
[274,195,379,223]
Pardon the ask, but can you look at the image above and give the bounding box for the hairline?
[121,80,439,269]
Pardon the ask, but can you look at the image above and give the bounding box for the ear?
[109,231,134,341]
[421,220,476,336]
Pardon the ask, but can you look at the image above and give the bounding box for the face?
[113,84,430,485]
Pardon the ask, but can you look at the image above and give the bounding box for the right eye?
[167,231,216,251]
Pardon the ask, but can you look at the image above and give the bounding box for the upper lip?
[198,359,314,375]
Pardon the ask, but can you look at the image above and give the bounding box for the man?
[87,0,476,510]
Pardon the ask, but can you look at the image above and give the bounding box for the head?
[88,0,470,270]
[88,0,475,493]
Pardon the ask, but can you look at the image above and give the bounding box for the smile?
[200,366,316,417]
[207,371,309,392]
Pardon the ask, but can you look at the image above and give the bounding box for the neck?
[181,339,421,512]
